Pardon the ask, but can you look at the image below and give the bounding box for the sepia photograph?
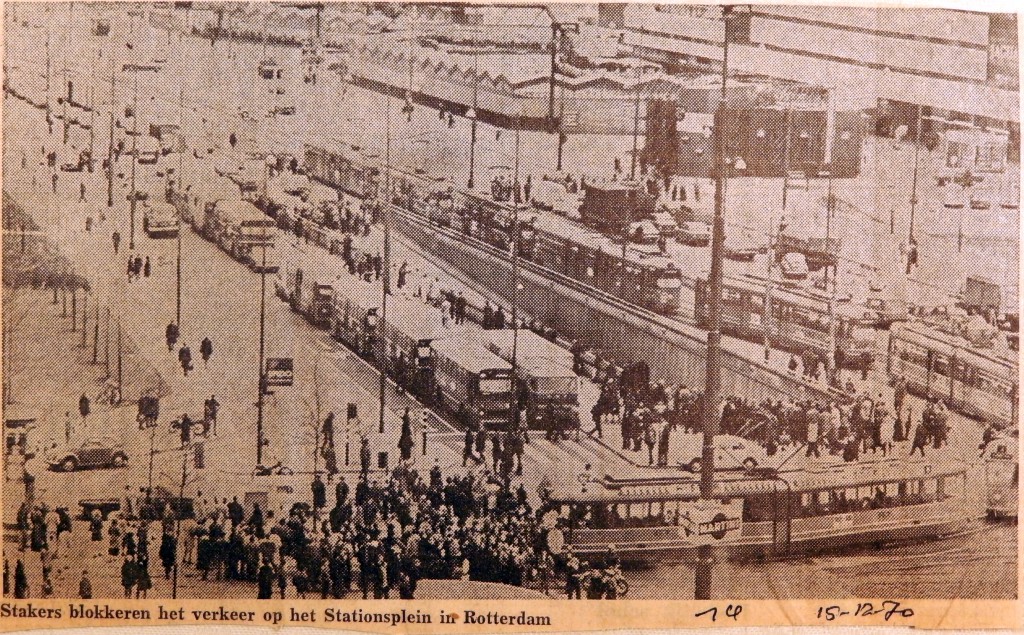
[1,0,1019,608]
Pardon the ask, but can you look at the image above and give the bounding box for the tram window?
[920,478,938,502]
[933,353,950,376]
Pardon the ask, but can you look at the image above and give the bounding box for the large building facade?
[615,5,1019,155]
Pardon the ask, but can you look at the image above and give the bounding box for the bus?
[430,339,515,431]
[279,251,345,329]
[887,321,1018,428]
[472,328,580,431]
[695,275,876,368]
[983,428,1017,518]
[372,294,448,400]
[329,286,380,357]
[205,199,279,272]
[542,458,980,563]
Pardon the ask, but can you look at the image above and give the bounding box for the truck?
[279,253,345,329]
[776,231,841,272]
[204,199,279,272]
[961,275,1002,319]
[579,181,656,235]
[143,201,179,238]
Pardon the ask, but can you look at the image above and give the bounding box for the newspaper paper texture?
[0,0,1020,632]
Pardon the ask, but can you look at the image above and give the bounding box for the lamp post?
[256,244,267,465]
[695,4,735,602]
[906,103,923,275]
[378,96,393,436]
[128,70,139,250]
[630,69,641,180]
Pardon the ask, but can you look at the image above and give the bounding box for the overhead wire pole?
[107,66,115,207]
[176,86,184,327]
[129,70,139,250]
[906,103,923,275]
[378,95,392,436]
[765,107,791,363]
[510,117,522,430]
[695,4,734,601]
[256,244,268,465]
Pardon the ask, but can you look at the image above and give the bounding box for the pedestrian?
[78,570,93,599]
[133,255,143,279]
[257,557,275,599]
[200,337,213,366]
[178,344,193,376]
[143,256,151,278]
[14,560,28,599]
[455,292,467,325]
[204,395,219,436]
[159,531,176,580]
[79,182,86,202]
[490,432,502,473]
[909,420,928,458]
[462,427,474,466]
[482,301,493,329]
[121,554,138,598]
[397,261,409,290]
[52,172,59,193]
[440,297,451,328]
[135,557,151,598]
[398,408,414,462]
[805,410,820,458]
[860,351,871,381]
[112,231,121,254]
[165,322,179,351]
[179,414,192,447]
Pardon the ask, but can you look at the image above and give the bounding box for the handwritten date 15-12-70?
[817,601,914,621]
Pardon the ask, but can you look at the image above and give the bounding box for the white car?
[669,433,770,473]
[678,221,711,246]
[780,252,809,280]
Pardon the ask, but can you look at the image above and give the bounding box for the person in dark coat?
[165,322,179,351]
[78,570,93,599]
[250,503,266,539]
[143,257,151,278]
[159,531,176,579]
[398,408,414,461]
[79,394,90,419]
[228,497,244,529]
[120,555,138,598]
[178,344,193,376]
[200,337,213,366]
[257,558,275,599]
[463,427,475,466]
[359,438,371,478]
[14,560,28,599]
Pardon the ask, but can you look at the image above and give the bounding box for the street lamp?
[695,3,736,602]
[466,106,477,190]
[256,245,268,465]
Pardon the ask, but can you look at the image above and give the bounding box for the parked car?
[46,436,128,472]
[678,221,711,247]
[780,252,809,280]
[670,434,770,473]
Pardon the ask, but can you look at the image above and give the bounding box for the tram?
[303,144,682,315]
[543,459,981,562]
[887,322,1018,428]
[695,275,876,366]
[983,427,1018,518]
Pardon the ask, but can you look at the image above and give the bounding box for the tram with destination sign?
[541,459,980,562]
[983,427,1018,518]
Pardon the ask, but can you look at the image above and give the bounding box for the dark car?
[46,436,128,472]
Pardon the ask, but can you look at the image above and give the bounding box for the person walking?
[78,570,93,599]
[178,343,193,377]
[120,554,138,598]
[112,231,121,254]
[200,337,213,366]
[204,395,219,437]
[462,427,475,466]
[143,256,151,278]
[805,409,821,458]
[455,292,467,325]
[14,560,28,599]
[79,182,87,203]
[257,557,275,599]
[159,531,176,580]
[398,408,414,462]
[78,394,90,421]
[165,322,179,351]
[359,438,371,479]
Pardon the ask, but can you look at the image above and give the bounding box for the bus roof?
[430,339,513,374]
[215,199,271,223]
[383,295,449,341]
[475,329,573,365]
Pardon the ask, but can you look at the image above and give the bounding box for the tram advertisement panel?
[0,0,1019,633]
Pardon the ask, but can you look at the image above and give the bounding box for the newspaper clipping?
[0,1,1020,632]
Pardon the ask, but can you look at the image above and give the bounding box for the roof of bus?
[382,295,449,341]
[546,458,972,503]
[430,338,513,374]
[892,321,1018,372]
[475,329,573,365]
[215,199,271,222]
